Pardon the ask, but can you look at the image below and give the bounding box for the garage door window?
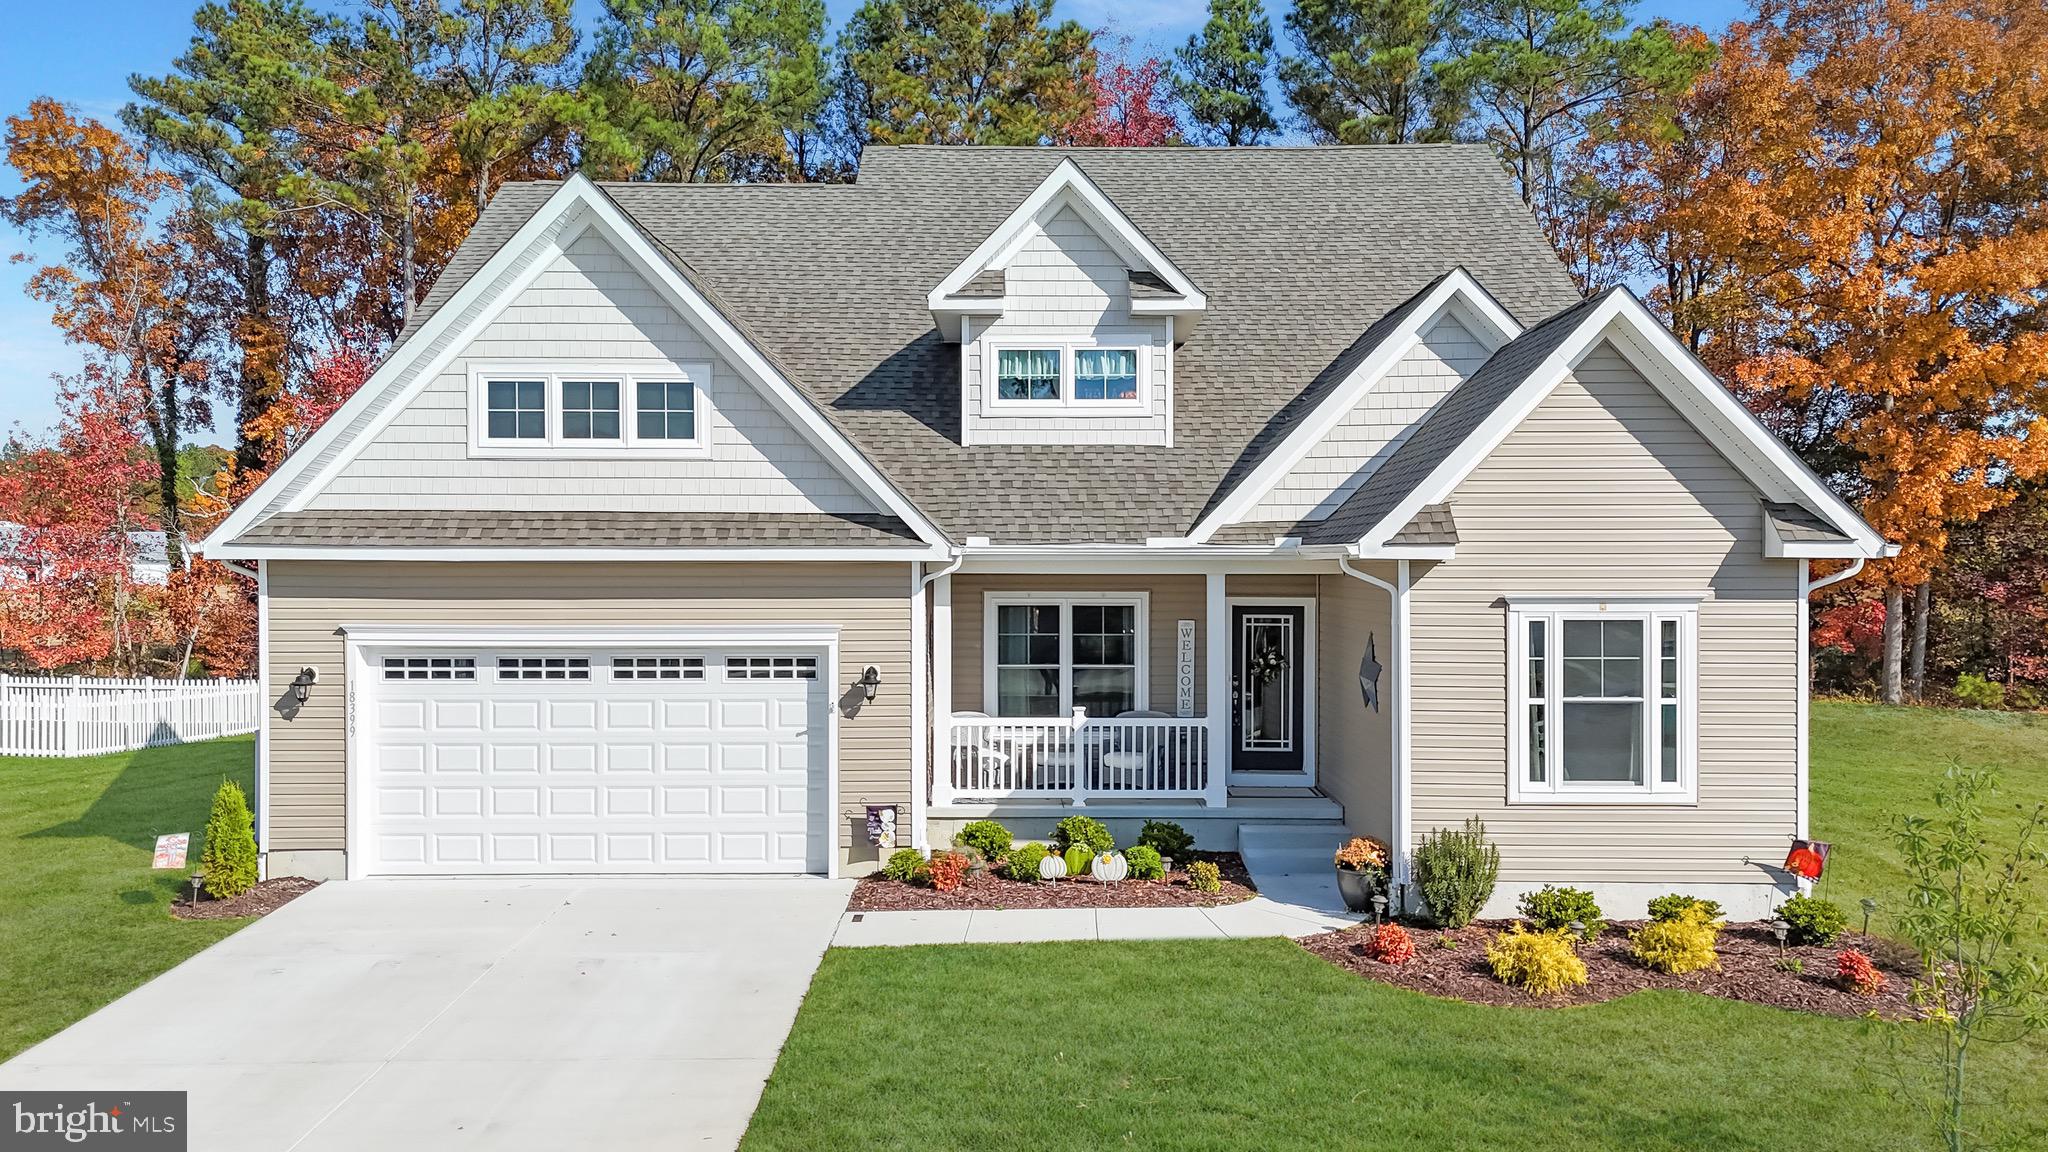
[497,656,591,680]
[727,656,818,679]
[383,656,476,680]
[612,656,705,680]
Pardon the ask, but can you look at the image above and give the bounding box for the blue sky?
[0,0,1750,446]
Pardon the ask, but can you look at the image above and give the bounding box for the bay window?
[1508,599,1698,803]
[986,593,1147,718]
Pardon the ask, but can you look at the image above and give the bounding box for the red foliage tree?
[1069,32,1180,146]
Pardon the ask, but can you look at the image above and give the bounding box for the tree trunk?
[1907,581,1931,703]
[400,197,417,327]
[1883,584,1905,705]
[233,231,277,476]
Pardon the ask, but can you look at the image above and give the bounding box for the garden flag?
[1783,839,1830,880]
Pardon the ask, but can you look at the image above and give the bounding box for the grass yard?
[0,736,256,1062]
[743,702,2048,1152]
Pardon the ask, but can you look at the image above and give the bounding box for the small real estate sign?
[150,834,189,870]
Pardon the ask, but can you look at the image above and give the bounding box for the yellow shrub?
[1485,924,1588,996]
[1630,906,1722,974]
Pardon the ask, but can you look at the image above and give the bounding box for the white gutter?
[1339,553,1414,912]
[1804,556,1865,593]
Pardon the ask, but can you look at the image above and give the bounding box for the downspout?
[1339,553,1413,911]
[1804,556,1864,594]
[914,550,964,851]
[1793,555,1864,852]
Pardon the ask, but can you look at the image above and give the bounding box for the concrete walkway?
[834,825,1364,947]
[1,878,852,1152]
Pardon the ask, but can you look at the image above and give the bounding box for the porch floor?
[931,786,1342,820]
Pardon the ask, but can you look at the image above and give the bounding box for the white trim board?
[208,544,948,562]
[1354,291,1889,557]
[1185,269,1521,543]
[202,175,947,558]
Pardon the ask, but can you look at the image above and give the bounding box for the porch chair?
[1095,710,1171,792]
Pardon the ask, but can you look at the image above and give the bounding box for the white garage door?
[362,648,829,875]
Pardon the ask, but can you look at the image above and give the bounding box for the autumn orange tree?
[1589,0,2048,703]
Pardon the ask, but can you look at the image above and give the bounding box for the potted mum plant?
[1333,836,1391,912]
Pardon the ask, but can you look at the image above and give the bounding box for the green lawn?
[0,736,256,1062]
[742,701,2048,1151]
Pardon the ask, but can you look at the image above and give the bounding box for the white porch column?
[930,572,955,811]
[1204,571,1229,808]
[1392,560,1413,896]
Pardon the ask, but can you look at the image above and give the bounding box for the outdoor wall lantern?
[292,666,320,703]
[858,665,881,702]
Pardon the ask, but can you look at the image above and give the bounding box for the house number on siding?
[1176,620,1196,717]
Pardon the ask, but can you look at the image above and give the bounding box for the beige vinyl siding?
[1315,568,1395,841]
[1408,340,1802,886]
[949,574,1205,715]
[265,561,911,868]
[1251,315,1490,523]
[307,229,874,515]
[965,206,1171,447]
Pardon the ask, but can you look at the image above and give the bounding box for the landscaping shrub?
[1647,893,1726,923]
[922,851,968,893]
[1953,672,2006,710]
[1364,923,1415,965]
[1836,948,1886,997]
[1485,924,1588,996]
[1136,819,1195,860]
[952,819,1013,863]
[1187,860,1222,893]
[200,778,258,900]
[1776,893,1849,945]
[882,848,924,882]
[1003,843,1048,882]
[1413,817,1500,929]
[1630,906,1721,974]
[1125,844,1165,881]
[1062,845,1093,877]
[1052,814,1114,855]
[1517,885,1604,939]
[2011,684,2044,711]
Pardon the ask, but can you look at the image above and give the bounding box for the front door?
[1231,605,1306,774]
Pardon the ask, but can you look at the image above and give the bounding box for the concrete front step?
[1236,821,1362,918]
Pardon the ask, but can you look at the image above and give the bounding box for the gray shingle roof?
[235,511,923,548]
[1763,501,1850,542]
[1389,504,1458,546]
[397,145,1583,545]
[1306,291,1615,546]
[955,269,1006,298]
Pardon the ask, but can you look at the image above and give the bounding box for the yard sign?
[151,833,189,869]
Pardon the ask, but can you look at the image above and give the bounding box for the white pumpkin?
[1092,852,1129,883]
[1038,853,1068,880]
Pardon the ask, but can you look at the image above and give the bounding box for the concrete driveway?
[0,878,853,1151]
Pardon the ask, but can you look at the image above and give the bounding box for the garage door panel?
[366,645,828,876]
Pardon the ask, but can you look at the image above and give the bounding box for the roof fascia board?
[1184,269,1522,543]
[927,158,1206,310]
[204,179,594,552]
[206,543,949,562]
[1358,293,1889,556]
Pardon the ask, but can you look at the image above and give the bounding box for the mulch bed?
[170,877,320,921]
[1300,918,1922,1019]
[847,852,1257,911]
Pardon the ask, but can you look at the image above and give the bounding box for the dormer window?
[997,349,1062,400]
[471,363,711,457]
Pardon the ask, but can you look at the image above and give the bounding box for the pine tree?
[1279,0,1465,144]
[200,778,259,899]
[1173,0,1278,147]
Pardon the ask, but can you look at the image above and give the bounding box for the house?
[200,145,1891,919]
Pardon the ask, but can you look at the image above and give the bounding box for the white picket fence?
[0,675,262,758]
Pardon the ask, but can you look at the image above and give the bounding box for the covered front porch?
[920,560,1397,836]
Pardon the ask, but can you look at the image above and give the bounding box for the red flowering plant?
[1364,923,1416,965]
[922,851,969,894]
[1836,949,1886,997]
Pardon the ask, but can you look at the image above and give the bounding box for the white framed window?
[497,656,591,681]
[1507,598,1699,804]
[982,338,1152,414]
[470,363,710,456]
[983,592,1148,717]
[611,655,703,680]
[383,656,476,681]
[725,656,817,679]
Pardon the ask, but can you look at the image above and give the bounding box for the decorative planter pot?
[1335,868,1380,913]
[1038,853,1068,881]
[1092,852,1129,883]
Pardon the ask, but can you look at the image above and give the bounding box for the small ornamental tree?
[199,778,258,899]
[1885,766,2048,1152]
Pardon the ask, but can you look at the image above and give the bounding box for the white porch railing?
[941,711,1213,805]
[0,675,262,758]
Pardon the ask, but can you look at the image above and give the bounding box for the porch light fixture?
[292,666,320,703]
[858,665,882,702]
